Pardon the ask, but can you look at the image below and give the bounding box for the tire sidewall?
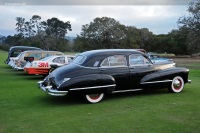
[85,93,104,103]
[171,76,184,93]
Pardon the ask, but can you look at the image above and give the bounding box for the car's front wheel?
[168,76,184,93]
[85,93,105,103]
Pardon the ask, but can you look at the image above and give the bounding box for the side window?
[28,53,42,59]
[129,54,151,66]
[53,57,65,64]
[101,55,127,67]
[44,54,53,58]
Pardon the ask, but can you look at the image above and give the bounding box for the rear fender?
[59,74,115,94]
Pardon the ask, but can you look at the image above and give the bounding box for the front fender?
[140,67,189,88]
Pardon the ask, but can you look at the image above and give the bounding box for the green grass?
[0,50,200,133]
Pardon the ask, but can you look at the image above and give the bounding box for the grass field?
[0,50,200,133]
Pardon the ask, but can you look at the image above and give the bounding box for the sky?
[0,0,190,37]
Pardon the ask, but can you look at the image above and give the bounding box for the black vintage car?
[38,49,191,103]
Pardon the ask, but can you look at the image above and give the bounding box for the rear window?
[73,55,86,65]
[11,50,23,57]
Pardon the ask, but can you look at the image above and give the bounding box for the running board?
[112,89,143,93]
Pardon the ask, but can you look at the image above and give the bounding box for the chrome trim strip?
[129,64,153,67]
[79,65,99,69]
[14,66,24,70]
[69,84,116,91]
[140,80,172,84]
[99,66,128,68]
[112,89,142,93]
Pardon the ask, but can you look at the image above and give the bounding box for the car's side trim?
[140,80,172,84]
[112,89,143,93]
[69,84,116,91]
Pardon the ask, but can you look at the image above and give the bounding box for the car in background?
[24,55,75,75]
[4,46,42,64]
[38,49,191,104]
[8,52,23,68]
[147,53,174,64]
[14,50,64,70]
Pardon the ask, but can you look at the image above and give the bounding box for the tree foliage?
[3,1,200,55]
[7,15,72,51]
[178,0,200,54]
[74,17,154,52]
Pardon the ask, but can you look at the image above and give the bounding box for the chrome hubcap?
[173,79,180,88]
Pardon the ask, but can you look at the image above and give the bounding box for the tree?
[74,17,138,51]
[15,17,25,37]
[24,20,35,37]
[74,17,156,52]
[31,15,42,34]
[178,0,200,54]
[43,17,72,39]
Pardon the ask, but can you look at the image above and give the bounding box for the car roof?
[21,50,63,53]
[80,49,144,57]
[9,46,42,51]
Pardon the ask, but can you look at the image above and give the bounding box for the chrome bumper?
[14,66,24,70]
[38,81,68,96]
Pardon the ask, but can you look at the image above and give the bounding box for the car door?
[99,55,130,91]
[129,54,156,89]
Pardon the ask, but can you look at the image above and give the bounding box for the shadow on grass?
[105,89,169,101]
[25,76,44,80]
[38,95,84,106]
[12,71,45,80]
[37,89,170,106]
[0,65,12,69]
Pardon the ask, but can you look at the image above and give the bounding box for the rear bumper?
[38,81,68,96]
[14,66,24,70]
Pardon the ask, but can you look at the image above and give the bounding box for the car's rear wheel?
[168,76,184,93]
[85,93,104,103]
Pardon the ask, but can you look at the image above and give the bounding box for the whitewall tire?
[169,76,184,93]
[85,93,104,103]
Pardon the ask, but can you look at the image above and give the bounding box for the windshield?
[72,55,86,65]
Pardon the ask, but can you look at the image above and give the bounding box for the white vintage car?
[8,53,22,68]
[24,55,75,75]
